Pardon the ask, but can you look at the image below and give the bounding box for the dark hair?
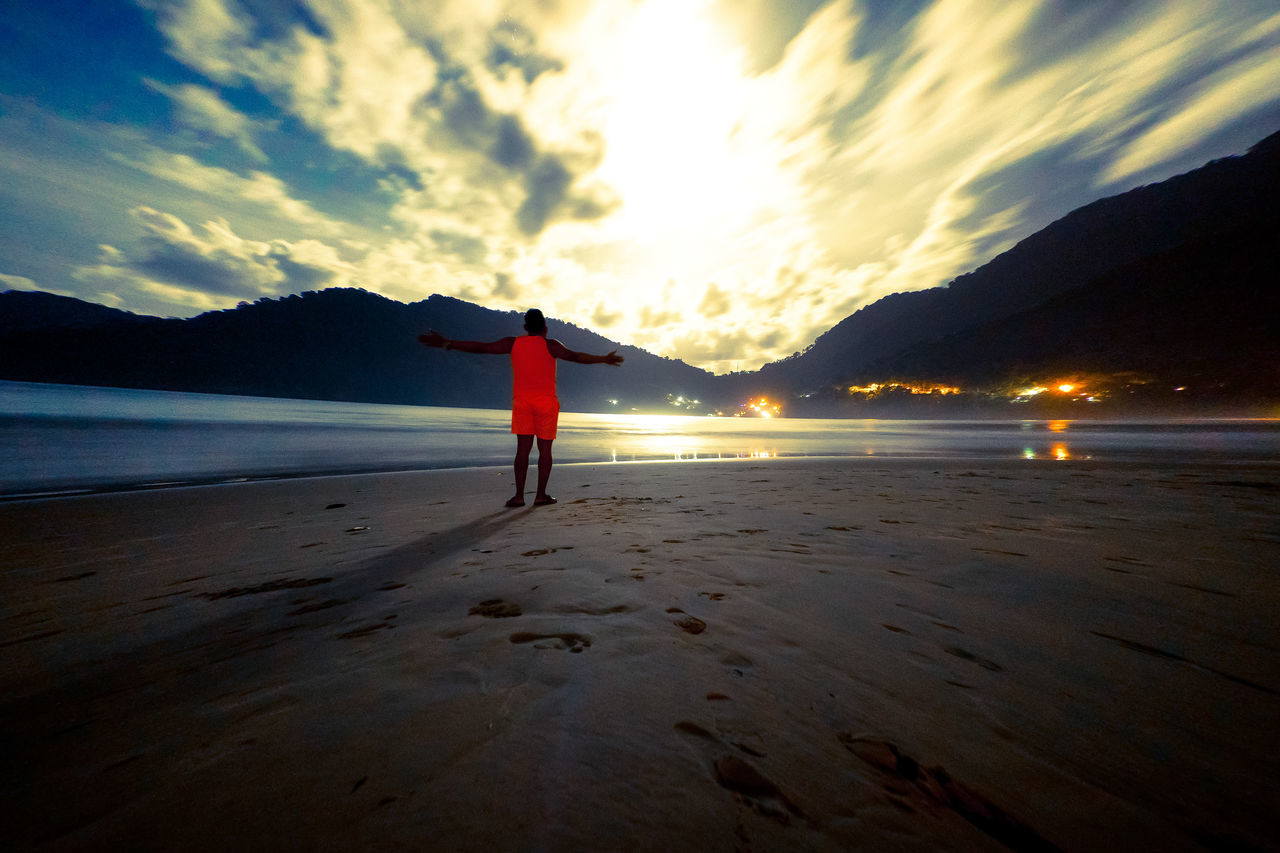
[524,308,546,333]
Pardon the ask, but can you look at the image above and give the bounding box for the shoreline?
[3,458,1277,850]
[5,386,1279,500]
[5,447,1278,504]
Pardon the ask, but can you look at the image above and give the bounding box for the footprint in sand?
[50,571,97,583]
[837,734,1052,851]
[290,598,349,615]
[469,599,522,618]
[607,569,659,582]
[944,646,1003,671]
[714,755,806,823]
[200,577,332,600]
[674,615,707,635]
[555,603,632,616]
[675,720,718,741]
[509,631,591,652]
[522,546,573,557]
[673,722,804,825]
[337,616,396,639]
[707,650,753,679]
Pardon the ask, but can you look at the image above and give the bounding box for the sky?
[1,1,1278,373]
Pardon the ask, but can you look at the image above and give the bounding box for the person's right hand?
[418,330,446,348]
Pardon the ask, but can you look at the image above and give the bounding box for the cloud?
[491,114,536,169]
[698,283,732,318]
[136,0,255,84]
[487,19,565,84]
[0,272,39,291]
[114,148,347,236]
[427,74,611,235]
[708,0,830,74]
[429,229,488,263]
[492,271,518,299]
[144,79,269,161]
[666,328,760,373]
[145,0,442,167]
[592,303,622,328]
[74,206,354,309]
[144,0,605,241]
[516,155,573,235]
[12,0,1280,371]
[1101,18,1280,183]
[141,0,1005,344]
[639,304,680,329]
[752,0,1280,318]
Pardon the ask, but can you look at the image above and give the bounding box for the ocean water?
[2,381,1277,497]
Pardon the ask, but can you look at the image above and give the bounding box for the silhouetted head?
[524,308,547,335]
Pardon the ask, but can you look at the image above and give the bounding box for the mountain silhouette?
[0,289,716,411]
[875,218,1278,390]
[751,127,1280,408]
[0,290,149,335]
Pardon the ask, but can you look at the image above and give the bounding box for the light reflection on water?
[1,382,1277,494]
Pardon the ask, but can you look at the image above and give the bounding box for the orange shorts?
[511,394,559,440]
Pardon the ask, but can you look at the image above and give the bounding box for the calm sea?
[2,381,1276,497]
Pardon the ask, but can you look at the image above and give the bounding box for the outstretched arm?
[418,330,516,355]
[547,339,624,366]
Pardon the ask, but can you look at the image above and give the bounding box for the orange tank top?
[511,335,557,398]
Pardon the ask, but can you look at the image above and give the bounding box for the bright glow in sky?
[2,0,1278,372]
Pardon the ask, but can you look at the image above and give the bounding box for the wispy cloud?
[144,79,270,161]
[112,148,347,236]
[74,206,356,311]
[0,272,39,290]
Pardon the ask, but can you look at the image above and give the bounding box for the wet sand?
[2,458,1277,851]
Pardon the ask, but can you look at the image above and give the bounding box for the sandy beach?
[2,457,1277,851]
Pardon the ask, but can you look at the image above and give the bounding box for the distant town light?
[847,381,961,395]
[739,396,783,417]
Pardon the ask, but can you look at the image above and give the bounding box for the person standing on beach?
[418,309,623,507]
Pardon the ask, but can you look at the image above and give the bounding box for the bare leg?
[534,437,556,505]
[508,434,534,507]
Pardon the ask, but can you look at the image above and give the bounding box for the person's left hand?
[418,330,446,348]
[604,350,624,366]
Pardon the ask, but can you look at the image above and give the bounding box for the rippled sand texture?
[2,459,1276,851]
